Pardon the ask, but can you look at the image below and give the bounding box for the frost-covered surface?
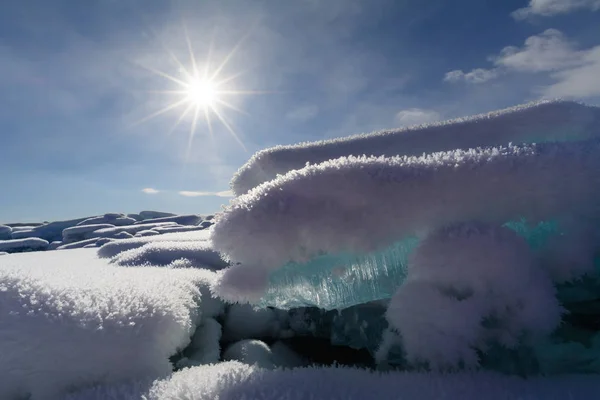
[212,139,600,305]
[0,249,218,399]
[66,361,600,400]
[0,237,49,253]
[231,100,600,194]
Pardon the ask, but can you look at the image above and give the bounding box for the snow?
[135,229,160,237]
[223,339,275,368]
[62,223,115,243]
[0,237,49,253]
[77,215,137,227]
[0,249,218,399]
[57,238,101,250]
[66,361,600,400]
[231,100,600,195]
[8,217,90,242]
[212,139,600,305]
[179,318,223,366]
[139,211,177,220]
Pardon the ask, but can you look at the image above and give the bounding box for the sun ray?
[210,105,247,151]
[186,104,202,159]
[216,99,250,116]
[132,97,190,127]
[138,64,189,88]
[167,102,195,136]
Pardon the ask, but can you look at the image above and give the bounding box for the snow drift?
[0,249,218,400]
[231,100,600,195]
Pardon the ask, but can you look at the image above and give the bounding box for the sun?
[134,25,271,154]
[186,78,218,108]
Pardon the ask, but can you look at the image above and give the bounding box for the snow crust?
[231,100,600,195]
[0,249,218,399]
[212,139,600,304]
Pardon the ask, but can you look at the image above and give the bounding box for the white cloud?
[493,29,584,72]
[444,29,600,99]
[512,0,600,19]
[142,188,160,194]
[395,108,442,126]
[444,68,500,84]
[285,105,319,121]
[179,190,234,197]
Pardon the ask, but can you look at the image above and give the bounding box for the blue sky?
[1,0,599,222]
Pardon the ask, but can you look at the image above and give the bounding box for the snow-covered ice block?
[62,224,115,243]
[212,139,600,307]
[97,230,212,259]
[139,211,177,220]
[0,225,11,240]
[10,218,90,242]
[231,100,600,194]
[77,214,137,227]
[0,237,49,253]
[152,225,207,234]
[223,339,275,368]
[0,249,217,399]
[110,240,228,270]
[0,252,7,255]
[48,241,63,250]
[134,229,160,237]
[66,361,600,400]
[57,238,101,250]
[85,222,178,239]
[134,214,202,226]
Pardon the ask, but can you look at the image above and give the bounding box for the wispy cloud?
[285,104,319,122]
[142,188,160,194]
[395,108,441,126]
[179,190,234,197]
[443,29,600,99]
[444,68,500,84]
[512,0,600,19]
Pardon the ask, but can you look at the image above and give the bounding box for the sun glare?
[135,24,271,155]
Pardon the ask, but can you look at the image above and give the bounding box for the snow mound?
[66,361,600,400]
[0,249,217,400]
[231,100,600,195]
[9,217,89,242]
[212,139,600,306]
[0,237,49,253]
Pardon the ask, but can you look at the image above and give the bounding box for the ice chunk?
[139,210,177,220]
[66,361,600,400]
[0,252,7,255]
[57,238,101,250]
[76,214,137,227]
[212,139,600,307]
[48,241,63,250]
[153,225,207,234]
[0,225,11,240]
[232,100,600,195]
[223,340,275,369]
[62,224,115,243]
[0,249,216,399]
[85,222,178,239]
[135,229,160,237]
[8,218,89,242]
[0,237,49,253]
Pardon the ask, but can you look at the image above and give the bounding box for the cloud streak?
[142,188,160,194]
[512,0,600,19]
[178,190,234,197]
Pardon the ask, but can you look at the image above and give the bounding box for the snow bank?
[86,222,178,239]
[231,100,600,194]
[0,249,217,399]
[0,225,11,240]
[62,224,115,243]
[212,139,600,304]
[0,237,49,253]
[133,214,203,226]
[66,361,600,400]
